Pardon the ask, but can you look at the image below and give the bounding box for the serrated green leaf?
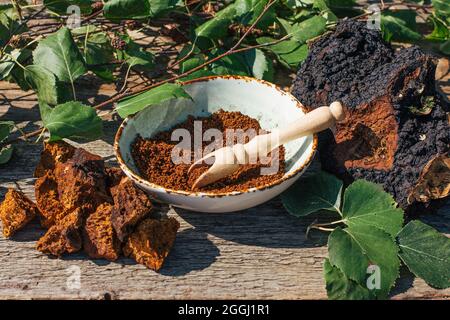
[0,120,14,165]
[179,69,216,81]
[328,224,400,298]
[432,0,450,20]
[33,27,86,91]
[0,121,14,143]
[0,4,28,47]
[314,0,338,23]
[209,50,250,76]
[180,57,205,73]
[42,101,103,142]
[291,15,327,43]
[281,171,343,217]
[278,44,308,68]
[426,15,450,41]
[381,11,422,42]
[148,0,180,17]
[43,0,93,15]
[342,180,404,237]
[104,0,151,19]
[24,65,58,106]
[0,49,20,81]
[234,0,276,28]
[119,35,154,69]
[115,83,191,118]
[0,145,13,165]
[324,258,375,300]
[243,48,273,81]
[2,49,32,88]
[397,220,450,289]
[256,37,300,54]
[195,5,237,40]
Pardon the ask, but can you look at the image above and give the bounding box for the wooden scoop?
[188,101,345,189]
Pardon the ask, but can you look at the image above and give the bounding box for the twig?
[81,9,103,24]
[93,0,278,109]
[1,6,46,52]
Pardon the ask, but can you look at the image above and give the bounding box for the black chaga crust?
[292,20,449,213]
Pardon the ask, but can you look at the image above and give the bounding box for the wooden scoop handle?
[241,101,345,160]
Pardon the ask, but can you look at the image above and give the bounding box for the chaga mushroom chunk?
[36,208,83,256]
[83,203,121,261]
[291,20,450,212]
[54,148,111,213]
[34,173,66,228]
[110,178,152,241]
[34,141,75,178]
[105,166,125,190]
[0,189,38,238]
[123,217,180,271]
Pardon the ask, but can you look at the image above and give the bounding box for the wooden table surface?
[0,6,449,299]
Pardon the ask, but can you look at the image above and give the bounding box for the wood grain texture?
[0,3,449,299]
[0,124,449,300]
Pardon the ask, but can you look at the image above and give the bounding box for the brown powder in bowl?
[131,110,286,193]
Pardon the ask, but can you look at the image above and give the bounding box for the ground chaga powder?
[131,110,286,193]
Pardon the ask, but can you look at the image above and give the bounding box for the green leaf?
[24,65,58,106]
[2,49,32,87]
[234,0,276,28]
[208,49,250,76]
[43,0,93,15]
[342,180,404,237]
[243,48,273,81]
[281,171,343,217]
[426,15,450,41]
[0,49,20,80]
[278,44,308,68]
[104,0,151,19]
[314,0,338,23]
[115,83,192,118]
[33,27,87,88]
[432,0,450,20]
[195,5,237,40]
[291,15,327,43]
[0,4,28,47]
[256,37,300,54]
[42,101,103,142]
[0,121,15,165]
[397,220,450,289]
[180,57,205,73]
[0,145,13,165]
[0,121,14,143]
[84,42,115,81]
[324,258,375,300]
[328,224,400,298]
[381,11,422,42]
[256,37,309,68]
[148,0,180,17]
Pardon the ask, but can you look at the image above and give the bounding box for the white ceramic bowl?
[114,75,317,213]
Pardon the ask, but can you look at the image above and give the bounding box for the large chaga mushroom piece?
[292,20,449,212]
[123,217,180,271]
[54,148,111,214]
[0,189,38,238]
[34,141,76,178]
[36,208,83,257]
[83,203,121,261]
[110,178,153,241]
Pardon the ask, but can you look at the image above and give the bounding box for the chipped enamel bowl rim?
[114,75,317,207]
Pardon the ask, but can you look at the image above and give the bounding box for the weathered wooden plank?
[0,136,449,300]
[0,2,449,299]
